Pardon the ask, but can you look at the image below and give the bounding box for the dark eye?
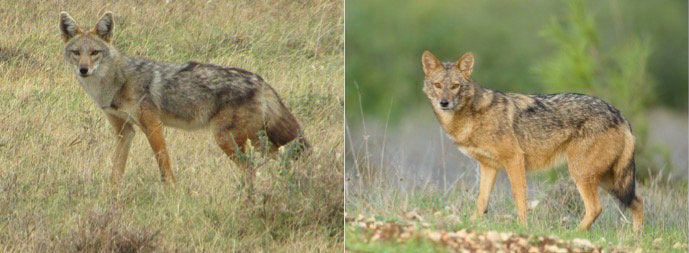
[71,50,80,56]
[450,83,460,89]
[433,83,442,88]
[91,50,101,56]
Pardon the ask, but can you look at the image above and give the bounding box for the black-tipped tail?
[610,155,636,207]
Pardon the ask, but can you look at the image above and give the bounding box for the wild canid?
[59,12,309,192]
[421,51,642,231]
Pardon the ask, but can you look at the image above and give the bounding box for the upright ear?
[59,12,81,42]
[422,50,442,76]
[455,52,474,78]
[94,12,114,42]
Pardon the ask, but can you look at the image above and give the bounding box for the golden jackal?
[421,51,642,231]
[59,12,309,191]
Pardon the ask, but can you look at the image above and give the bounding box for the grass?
[0,0,343,251]
[346,182,687,251]
[345,115,688,252]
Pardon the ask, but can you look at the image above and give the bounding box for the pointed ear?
[422,50,442,76]
[93,11,114,42]
[456,52,475,78]
[59,12,82,42]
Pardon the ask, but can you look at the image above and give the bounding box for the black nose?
[439,99,449,108]
[79,68,88,75]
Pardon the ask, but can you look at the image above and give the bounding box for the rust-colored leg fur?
[471,163,498,220]
[567,156,605,230]
[629,196,643,232]
[503,156,528,225]
[571,175,602,230]
[213,126,258,200]
[211,109,268,200]
[566,130,623,231]
[139,109,176,184]
[107,115,135,184]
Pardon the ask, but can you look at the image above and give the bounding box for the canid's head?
[59,12,115,77]
[421,51,476,111]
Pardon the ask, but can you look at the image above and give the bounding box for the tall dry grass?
[0,0,343,251]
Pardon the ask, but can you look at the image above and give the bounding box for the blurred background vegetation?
[346,0,687,179]
[345,2,687,245]
[346,0,686,118]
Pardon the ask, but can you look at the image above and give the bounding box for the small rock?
[571,238,594,249]
[427,231,442,242]
[486,231,500,242]
[545,244,567,253]
[516,237,528,248]
[457,230,469,240]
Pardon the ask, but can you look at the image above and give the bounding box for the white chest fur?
[437,110,495,160]
[77,73,120,109]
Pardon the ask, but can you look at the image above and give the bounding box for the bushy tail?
[263,87,310,158]
[609,131,636,207]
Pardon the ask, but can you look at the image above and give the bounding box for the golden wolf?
[421,50,642,231]
[59,12,309,192]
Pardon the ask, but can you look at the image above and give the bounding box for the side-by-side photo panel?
[345,0,688,251]
[1,0,343,251]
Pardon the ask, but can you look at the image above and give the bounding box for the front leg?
[503,155,528,226]
[107,114,135,185]
[138,108,176,184]
[471,162,498,220]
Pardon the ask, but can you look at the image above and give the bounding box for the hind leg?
[567,130,631,231]
[629,196,643,232]
[571,174,602,230]
[601,176,644,232]
[567,150,613,230]
[212,122,261,200]
[567,154,604,231]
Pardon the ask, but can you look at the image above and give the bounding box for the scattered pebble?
[347,214,634,252]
